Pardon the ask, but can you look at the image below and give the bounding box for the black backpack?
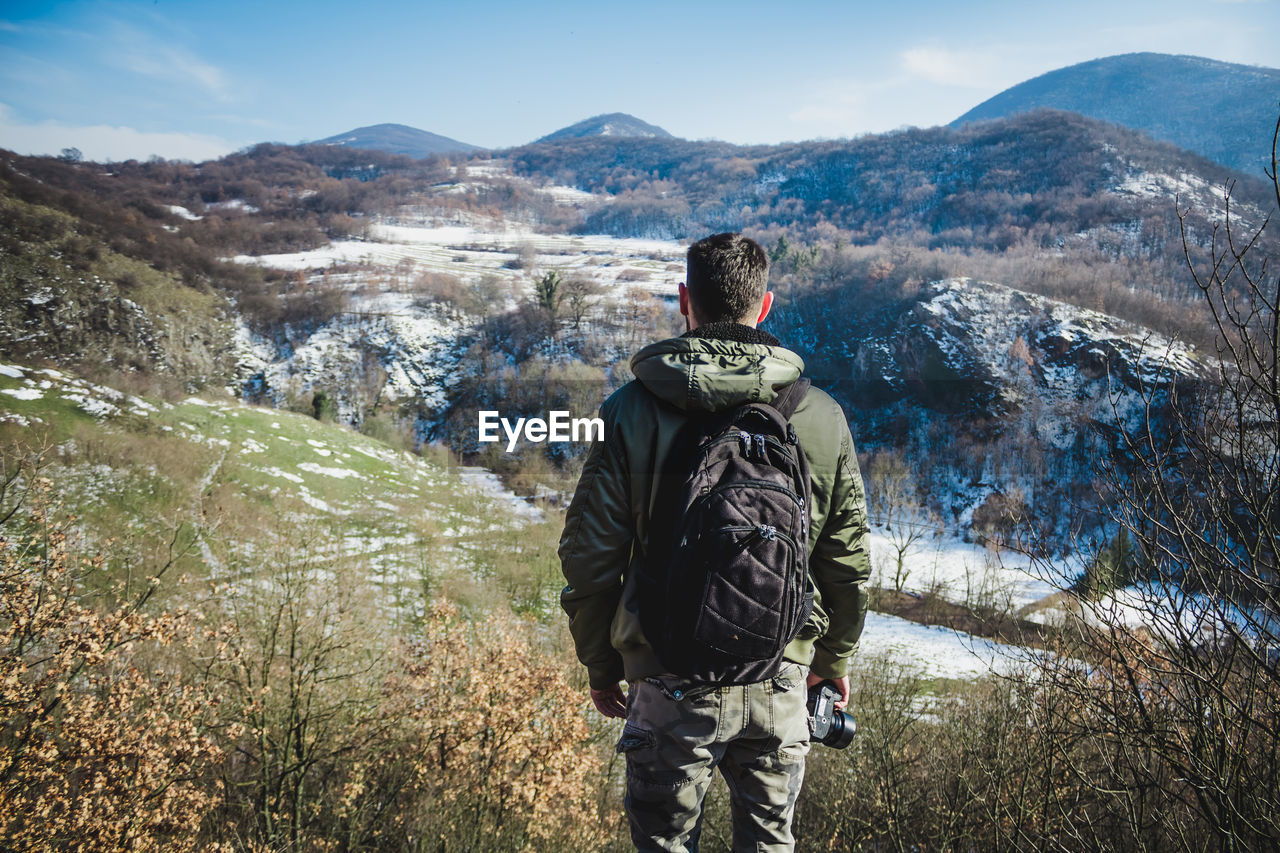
[638,379,814,685]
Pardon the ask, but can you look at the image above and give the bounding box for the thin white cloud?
[0,103,236,162]
[111,23,232,101]
[900,45,1009,89]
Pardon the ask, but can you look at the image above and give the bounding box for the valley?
[1,59,1277,847]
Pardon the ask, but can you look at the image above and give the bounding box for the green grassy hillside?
[0,359,565,618]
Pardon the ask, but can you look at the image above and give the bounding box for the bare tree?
[1024,115,1280,852]
[562,274,605,332]
[866,448,926,592]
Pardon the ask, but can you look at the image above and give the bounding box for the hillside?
[534,112,674,143]
[0,179,237,391]
[0,358,560,611]
[510,109,1275,252]
[314,122,483,158]
[952,53,1280,179]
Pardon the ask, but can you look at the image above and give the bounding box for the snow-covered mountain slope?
[854,277,1202,446]
[534,112,673,143]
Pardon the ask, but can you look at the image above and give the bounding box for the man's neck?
[681,321,781,347]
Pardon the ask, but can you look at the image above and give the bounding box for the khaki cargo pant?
[617,661,811,853]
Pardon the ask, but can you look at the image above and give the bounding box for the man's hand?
[806,672,850,710]
[590,683,627,719]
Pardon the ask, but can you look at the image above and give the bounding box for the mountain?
[510,109,1274,257]
[951,53,1280,179]
[313,123,482,158]
[534,113,674,143]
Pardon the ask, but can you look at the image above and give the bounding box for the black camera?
[807,680,856,749]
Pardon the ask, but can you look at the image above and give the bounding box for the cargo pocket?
[770,661,806,693]
[616,722,656,755]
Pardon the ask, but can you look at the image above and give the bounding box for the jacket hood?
[630,337,805,413]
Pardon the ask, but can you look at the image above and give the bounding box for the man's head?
[681,232,773,328]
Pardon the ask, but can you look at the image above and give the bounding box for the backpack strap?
[770,377,810,419]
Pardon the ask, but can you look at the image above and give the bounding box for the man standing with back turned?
[559,232,871,852]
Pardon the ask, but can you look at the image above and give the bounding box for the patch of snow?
[540,184,598,205]
[208,199,259,214]
[0,365,26,378]
[62,393,120,418]
[296,487,338,514]
[456,466,543,522]
[166,204,202,221]
[259,466,304,483]
[298,462,364,480]
[1087,582,1272,646]
[869,527,1074,612]
[352,445,397,463]
[241,438,267,453]
[1,387,44,401]
[859,612,1025,680]
[87,383,124,402]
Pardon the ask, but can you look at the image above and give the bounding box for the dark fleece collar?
[681,321,781,347]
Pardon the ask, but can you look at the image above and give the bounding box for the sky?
[0,0,1276,162]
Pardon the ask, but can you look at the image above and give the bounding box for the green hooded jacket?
[559,327,872,690]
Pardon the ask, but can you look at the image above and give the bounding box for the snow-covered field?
[234,220,685,301]
[859,611,1027,681]
[869,526,1077,613]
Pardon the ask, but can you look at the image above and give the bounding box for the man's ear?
[678,282,691,318]
[755,291,774,325]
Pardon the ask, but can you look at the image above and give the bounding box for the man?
[559,232,871,852]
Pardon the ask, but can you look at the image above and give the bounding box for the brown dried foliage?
[384,602,607,852]
[0,494,222,853]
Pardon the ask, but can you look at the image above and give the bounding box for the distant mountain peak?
[951,53,1280,178]
[312,123,482,159]
[535,113,674,144]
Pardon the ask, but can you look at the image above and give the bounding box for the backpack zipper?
[716,523,797,552]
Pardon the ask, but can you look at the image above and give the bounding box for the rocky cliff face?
[855,278,1201,432]
[0,197,237,391]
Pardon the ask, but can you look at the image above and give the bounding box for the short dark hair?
[685,232,769,324]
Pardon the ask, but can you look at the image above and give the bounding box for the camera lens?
[821,708,856,749]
